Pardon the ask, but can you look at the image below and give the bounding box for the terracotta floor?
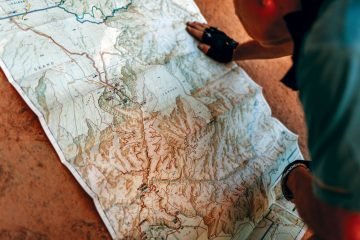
[0,0,308,239]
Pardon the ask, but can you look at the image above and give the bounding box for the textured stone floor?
[0,0,308,239]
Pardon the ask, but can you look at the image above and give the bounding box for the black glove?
[202,27,238,63]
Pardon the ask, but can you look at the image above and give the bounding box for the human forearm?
[232,40,293,61]
[287,167,343,240]
[186,22,292,62]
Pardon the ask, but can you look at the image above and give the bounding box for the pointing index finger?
[187,21,208,31]
[186,25,204,41]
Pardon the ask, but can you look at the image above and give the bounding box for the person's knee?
[233,0,294,47]
[343,213,360,240]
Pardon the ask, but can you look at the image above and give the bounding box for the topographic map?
[0,0,304,239]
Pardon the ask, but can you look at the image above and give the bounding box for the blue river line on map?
[0,0,133,24]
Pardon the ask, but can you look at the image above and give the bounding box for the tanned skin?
[186,0,360,239]
[186,22,293,60]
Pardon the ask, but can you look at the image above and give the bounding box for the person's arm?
[186,22,292,62]
[287,167,360,240]
[232,40,293,60]
[287,167,340,240]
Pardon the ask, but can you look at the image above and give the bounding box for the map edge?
[0,59,118,240]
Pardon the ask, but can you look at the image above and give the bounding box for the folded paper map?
[0,0,304,239]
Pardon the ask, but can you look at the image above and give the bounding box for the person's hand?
[186,22,211,54]
[186,21,238,63]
